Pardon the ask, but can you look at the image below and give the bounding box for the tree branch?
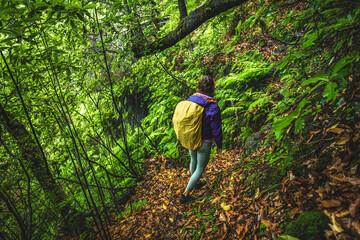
[132,0,248,58]
[178,0,188,19]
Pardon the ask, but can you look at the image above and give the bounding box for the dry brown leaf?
[328,174,360,185]
[352,221,360,235]
[289,207,303,219]
[212,197,221,204]
[336,134,350,145]
[327,128,345,134]
[236,223,244,235]
[327,174,348,183]
[329,214,344,233]
[335,210,349,218]
[219,211,226,222]
[239,218,251,239]
[302,158,317,166]
[322,199,341,208]
[349,197,360,218]
[225,210,232,223]
[261,219,271,230]
[339,124,351,129]
[348,178,360,185]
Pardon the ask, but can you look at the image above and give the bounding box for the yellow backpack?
[172,101,204,150]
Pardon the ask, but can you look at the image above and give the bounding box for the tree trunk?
[178,0,188,19]
[0,103,90,237]
[132,0,248,57]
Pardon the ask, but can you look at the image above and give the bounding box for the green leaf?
[268,153,284,164]
[331,53,355,78]
[83,4,96,9]
[298,98,310,111]
[323,82,338,102]
[301,76,328,86]
[273,116,294,140]
[294,117,305,134]
[35,2,50,10]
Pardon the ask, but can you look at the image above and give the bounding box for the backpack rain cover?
[172,101,204,150]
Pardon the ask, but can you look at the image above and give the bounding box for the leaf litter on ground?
[92,120,360,239]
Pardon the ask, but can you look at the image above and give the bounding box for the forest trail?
[94,139,360,239]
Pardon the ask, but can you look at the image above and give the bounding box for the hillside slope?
[97,1,360,238]
[97,125,359,239]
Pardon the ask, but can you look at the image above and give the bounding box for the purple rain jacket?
[187,93,223,149]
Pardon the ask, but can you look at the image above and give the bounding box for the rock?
[244,124,272,152]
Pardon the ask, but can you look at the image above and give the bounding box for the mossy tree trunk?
[178,0,188,19]
[132,0,248,57]
[0,103,90,237]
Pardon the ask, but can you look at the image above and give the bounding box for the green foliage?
[1,0,359,238]
[214,52,272,146]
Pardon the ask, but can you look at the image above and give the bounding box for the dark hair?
[197,75,214,97]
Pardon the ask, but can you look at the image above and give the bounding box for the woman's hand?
[216,147,222,155]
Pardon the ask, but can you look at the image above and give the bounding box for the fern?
[223,106,246,115]
[248,94,271,111]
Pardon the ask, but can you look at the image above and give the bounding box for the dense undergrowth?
[133,0,360,189]
[1,0,359,239]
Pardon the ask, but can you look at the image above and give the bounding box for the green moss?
[284,211,329,240]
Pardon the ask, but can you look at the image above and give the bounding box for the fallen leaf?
[329,123,339,129]
[335,210,349,218]
[223,223,227,233]
[212,197,221,204]
[322,199,341,208]
[261,219,271,230]
[219,212,226,222]
[349,197,360,218]
[221,202,231,211]
[254,187,260,199]
[302,158,317,166]
[329,214,344,233]
[327,128,345,134]
[236,223,244,235]
[336,134,350,145]
[225,210,232,222]
[205,228,213,233]
[289,208,302,219]
[353,221,360,235]
[328,174,360,185]
[348,178,360,185]
[169,218,173,222]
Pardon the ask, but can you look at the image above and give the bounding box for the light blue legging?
[186,142,212,191]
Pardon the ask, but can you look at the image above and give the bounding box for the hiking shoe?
[194,180,207,190]
[179,194,195,204]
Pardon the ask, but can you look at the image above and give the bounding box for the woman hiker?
[179,75,223,204]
